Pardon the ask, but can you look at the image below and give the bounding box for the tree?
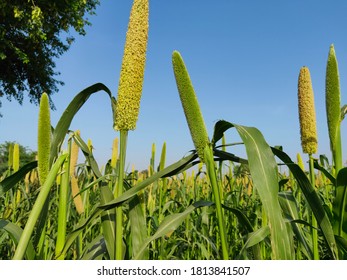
[0,0,100,115]
[0,141,36,174]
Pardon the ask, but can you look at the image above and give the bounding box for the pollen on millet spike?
[298,66,318,155]
[114,0,149,131]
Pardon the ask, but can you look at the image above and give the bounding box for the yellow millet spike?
[8,143,13,170]
[37,92,51,184]
[298,66,318,154]
[172,51,209,162]
[111,138,119,168]
[70,131,80,177]
[296,153,305,172]
[87,139,93,152]
[13,143,20,172]
[70,131,84,214]
[71,176,84,215]
[25,172,30,193]
[114,0,149,131]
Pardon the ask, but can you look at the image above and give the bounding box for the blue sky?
[1,0,347,171]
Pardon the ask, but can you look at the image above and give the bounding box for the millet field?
[0,0,346,260]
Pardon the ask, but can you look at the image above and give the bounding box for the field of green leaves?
[0,0,346,260]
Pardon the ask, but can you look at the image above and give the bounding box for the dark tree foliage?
[0,0,100,113]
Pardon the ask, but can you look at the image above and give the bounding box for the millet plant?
[0,2,346,260]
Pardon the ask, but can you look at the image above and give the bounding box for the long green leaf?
[13,153,68,260]
[60,153,197,257]
[278,191,313,259]
[50,83,113,166]
[129,194,148,259]
[134,201,213,260]
[213,120,293,259]
[99,153,197,210]
[222,204,254,233]
[211,120,233,146]
[100,184,116,260]
[0,161,37,196]
[213,149,248,165]
[333,167,347,239]
[72,132,102,178]
[237,226,270,259]
[313,160,336,185]
[223,204,262,259]
[272,146,338,259]
[0,219,36,260]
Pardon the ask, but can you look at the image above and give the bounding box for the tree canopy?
[0,0,100,114]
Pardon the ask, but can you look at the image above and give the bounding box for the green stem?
[115,130,128,260]
[309,154,319,260]
[55,147,70,259]
[158,142,166,223]
[13,154,67,260]
[204,145,229,260]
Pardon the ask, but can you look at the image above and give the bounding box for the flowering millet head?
[114,0,149,131]
[172,51,209,162]
[325,44,341,155]
[298,66,318,154]
[37,92,51,184]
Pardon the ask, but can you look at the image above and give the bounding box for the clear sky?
[1,0,346,172]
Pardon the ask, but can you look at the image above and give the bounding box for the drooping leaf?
[0,161,37,196]
[50,83,112,166]
[72,132,102,178]
[272,146,338,259]
[0,219,36,260]
[237,226,270,259]
[213,120,293,259]
[222,204,253,233]
[213,149,248,165]
[313,160,336,185]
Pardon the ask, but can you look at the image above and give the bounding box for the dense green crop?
[0,0,346,260]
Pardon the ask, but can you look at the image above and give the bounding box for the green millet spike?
[172,51,209,162]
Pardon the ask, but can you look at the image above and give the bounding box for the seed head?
[325,44,341,155]
[298,66,318,154]
[38,93,51,184]
[172,51,209,162]
[13,143,20,172]
[111,137,119,168]
[296,153,305,172]
[70,130,80,177]
[8,143,13,169]
[114,0,149,131]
